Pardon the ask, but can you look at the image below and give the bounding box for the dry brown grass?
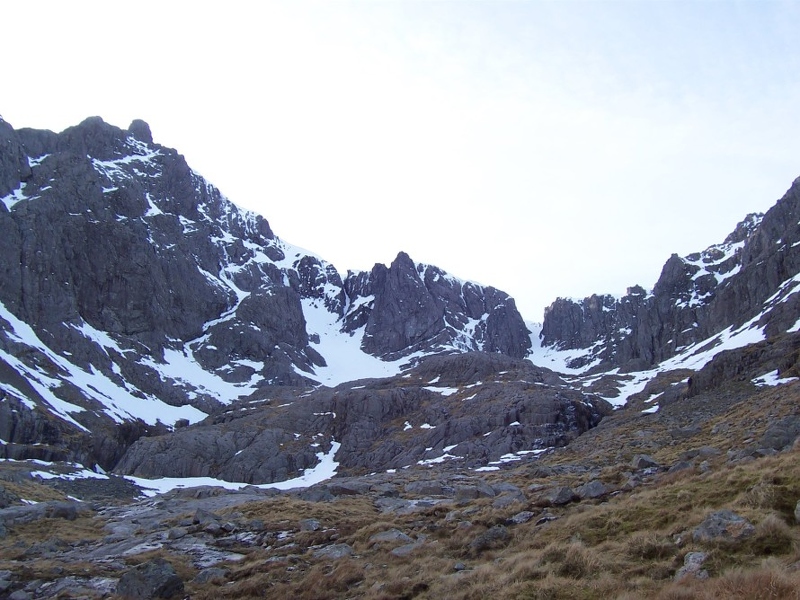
[4,374,800,599]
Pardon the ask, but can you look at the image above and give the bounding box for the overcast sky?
[4,1,800,320]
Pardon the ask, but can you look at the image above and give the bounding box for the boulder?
[469,525,510,553]
[299,519,321,532]
[509,511,535,525]
[369,529,414,546]
[193,567,229,584]
[631,454,660,470]
[116,558,184,599]
[674,551,709,581]
[575,480,609,500]
[693,510,755,544]
[537,486,577,507]
[313,543,354,560]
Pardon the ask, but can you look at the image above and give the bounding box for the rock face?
[0,116,531,470]
[344,252,531,360]
[540,177,800,372]
[114,352,611,483]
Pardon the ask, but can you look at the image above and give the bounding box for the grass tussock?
[658,562,800,600]
[626,531,677,560]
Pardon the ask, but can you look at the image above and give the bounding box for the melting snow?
[526,323,602,375]
[1,183,29,210]
[752,370,799,387]
[422,386,459,396]
[126,441,341,496]
[0,303,205,427]
[300,299,420,386]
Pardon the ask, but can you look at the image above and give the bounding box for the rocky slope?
[539,177,800,373]
[114,352,610,484]
[0,116,533,473]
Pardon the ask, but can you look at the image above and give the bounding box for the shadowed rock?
[116,558,183,599]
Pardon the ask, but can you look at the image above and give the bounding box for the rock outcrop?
[114,352,611,483]
[344,252,531,360]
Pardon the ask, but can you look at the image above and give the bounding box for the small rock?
[193,567,229,584]
[204,522,223,536]
[453,562,468,571]
[693,510,755,544]
[404,480,448,496]
[675,551,709,581]
[491,482,523,495]
[390,542,423,557]
[631,454,660,470]
[166,527,188,540]
[299,519,321,532]
[193,509,220,526]
[510,511,535,525]
[298,487,334,502]
[313,543,354,560]
[668,461,694,474]
[455,482,495,503]
[8,590,32,600]
[370,483,399,497]
[491,492,526,509]
[469,525,510,553]
[794,500,800,525]
[576,480,608,500]
[369,529,414,545]
[328,481,372,496]
[116,558,184,599]
[537,486,577,507]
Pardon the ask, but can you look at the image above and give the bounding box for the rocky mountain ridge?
[2,114,800,495]
[539,177,800,373]
[0,116,533,475]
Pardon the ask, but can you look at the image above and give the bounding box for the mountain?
[0,116,541,474]
[537,176,800,377]
[3,117,800,599]
[2,114,800,488]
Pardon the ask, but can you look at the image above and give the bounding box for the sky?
[3,1,800,320]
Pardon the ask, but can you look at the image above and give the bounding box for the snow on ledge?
[126,441,342,496]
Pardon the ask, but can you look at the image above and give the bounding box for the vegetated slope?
[2,337,800,600]
[0,116,530,472]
